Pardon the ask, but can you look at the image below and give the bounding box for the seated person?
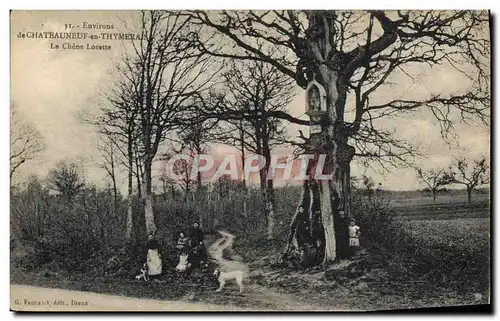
[190,240,208,267]
[175,232,190,253]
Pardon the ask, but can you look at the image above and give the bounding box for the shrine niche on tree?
[305,80,327,117]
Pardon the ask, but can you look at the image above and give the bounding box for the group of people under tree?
[175,222,208,266]
[142,222,208,280]
[285,202,362,268]
[142,216,361,279]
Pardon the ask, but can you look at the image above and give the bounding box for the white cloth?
[175,253,189,272]
[349,225,360,247]
[147,249,162,276]
[349,237,360,247]
[349,225,360,238]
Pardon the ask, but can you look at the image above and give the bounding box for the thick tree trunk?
[142,158,157,235]
[125,136,134,241]
[313,66,349,264]
[283,34,354,266]
[125,168,134,241]
[259,152,276,240]
[467,187,472,205]
[283,180,325,267]
[319,180,336,263]
[432,190,437,202]
[266,180,276,240]
[258,167,267,228]
[134,141,143,199]
[283,152,351,265]
[342,159,352,219]
[135,161,142,199]
[125,196,133,240]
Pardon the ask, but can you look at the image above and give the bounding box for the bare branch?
[10,105,45,179]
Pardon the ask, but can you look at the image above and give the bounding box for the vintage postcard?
[10,10,491,312]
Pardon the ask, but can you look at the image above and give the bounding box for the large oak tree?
[183,10,490,265]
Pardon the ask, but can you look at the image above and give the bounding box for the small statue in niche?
[307,85,321,113]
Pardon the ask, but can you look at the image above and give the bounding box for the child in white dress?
[348,219,361,255]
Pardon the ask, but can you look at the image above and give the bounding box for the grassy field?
[391,196,491,304]
[389,191,489,207]
[390,191,490,221]
[401,217,490,250]
[394,201,490,219]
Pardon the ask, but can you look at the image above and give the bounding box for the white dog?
[135,263,149,282]
[213,268,246,293]
[208,231,249,293]
[176,253,191,272]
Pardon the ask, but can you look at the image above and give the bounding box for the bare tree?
[415,167,453,202]
[177,106,219,190]
[184,10,490,265]
[216,59,295,239]
[87,78,139,241]
[157,123,213,217]
[118,11,218,235]
[95,134,120,214]
[10,105,45,179]
[170,114,219,228]
[450,156,489,204]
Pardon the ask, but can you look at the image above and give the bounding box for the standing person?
[348,219,361,258]
[145,234,162,281]
[189,222,204,247]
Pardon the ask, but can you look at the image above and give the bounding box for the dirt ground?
[11,284,245,312]
[10,253,487,312]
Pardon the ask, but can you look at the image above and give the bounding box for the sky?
[10,10,491,192]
